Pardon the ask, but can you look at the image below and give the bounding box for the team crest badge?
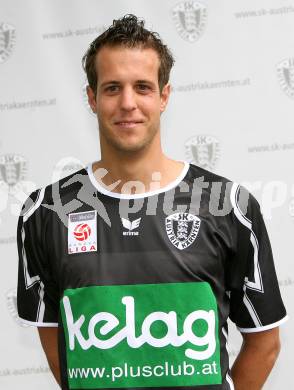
[165,212,201,250]
[185,135,220,171]
[172,1,207,43]
[0,22,16,64]
[68,211,97,254]
[277,58,294,99]
[0,154,27,195]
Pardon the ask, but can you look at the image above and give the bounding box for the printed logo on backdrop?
[6,288,29,327]
[0,22,16,64]
[289,198,294,218]
[277,58,294,99]
[185,135,220,171]
[52,157,85,183]
[0,154,30,244]
[172,1,207,43]
[165,212,201,250]
[82,80,96,115]
[0,154,27,196]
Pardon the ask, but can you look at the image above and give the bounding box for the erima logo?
[121,217,141,236]
[62,295,216,361]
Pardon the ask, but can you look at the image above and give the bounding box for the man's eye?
[137,84,150,91]
[106,85,119,92]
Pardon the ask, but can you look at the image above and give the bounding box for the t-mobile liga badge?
[68,211,97,254]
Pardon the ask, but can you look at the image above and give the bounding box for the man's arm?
[38,327,61,388]
[231,327,281,390]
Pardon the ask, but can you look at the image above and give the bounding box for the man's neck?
[92,155,185,195]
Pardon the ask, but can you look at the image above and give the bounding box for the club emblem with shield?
[165,212,201,250]
[185,135,220,171]
[172,1,207,43]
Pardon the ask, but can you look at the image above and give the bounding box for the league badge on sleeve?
[68,211,97,254]
[165,212,201,250]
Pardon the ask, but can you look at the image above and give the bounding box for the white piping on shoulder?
[230,183,263,293]
[23,187,45,222]
[21,188,46,323]
[230,183,263,328]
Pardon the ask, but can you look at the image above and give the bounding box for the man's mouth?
[114,121,143,128]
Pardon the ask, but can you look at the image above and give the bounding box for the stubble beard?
[99,121,159,154]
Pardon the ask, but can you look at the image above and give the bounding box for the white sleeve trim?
[18,317,58,327]
[23,187,45,223]
[237,314,289,333]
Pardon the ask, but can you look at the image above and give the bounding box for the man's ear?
[86,85,97,113]
[160,83,171,113]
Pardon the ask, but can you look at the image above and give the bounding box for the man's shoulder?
[187,162,233,186]
[186,163,254,217]
[45,165,89,201]
[21,166,89,219]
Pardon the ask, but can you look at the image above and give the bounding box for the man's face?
[87,45,170,153]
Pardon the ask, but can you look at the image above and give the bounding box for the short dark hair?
[82,14,175,94]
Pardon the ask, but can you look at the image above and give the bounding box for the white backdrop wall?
[0,0,292,388]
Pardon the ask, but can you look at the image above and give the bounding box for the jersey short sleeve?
[228,183,288,333]
[17,188,59,327]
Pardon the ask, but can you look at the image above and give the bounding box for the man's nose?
[119,86,137,111]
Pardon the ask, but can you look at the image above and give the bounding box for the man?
[17,14,287,390]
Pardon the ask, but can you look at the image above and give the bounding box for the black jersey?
[17,161,287,390]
